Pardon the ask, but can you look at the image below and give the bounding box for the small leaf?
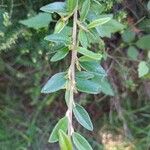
[127,46,138,60]
[20,13,52,29]
[136,35,150,50]
[79,60,107,76]
[76,78,101,94]
[78,47,102,60]
[41,72,67,93]
[88,16,112,29]
[76,71,94,79]
[51,47,69,62]
[78,30,88,48]
[73,104,93,131]
[72,132,93,150]
[80,0,91,21]
[66,0,78,12]
[48,117,68,143]
[58,130,73,150]
[122,29,136,43]
[54,20,68,33]
[40,2,66,14]
[45,33,70,44]
[138,61,149,78]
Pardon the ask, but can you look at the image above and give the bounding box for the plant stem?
[67,7,78,137]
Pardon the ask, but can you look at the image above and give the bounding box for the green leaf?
[54,20,68,33]
[76,78,101,94]
[51,47,69,62]
[79,60,107,76]
[58,130,73,150]
[45,33,70,45]
[80,0,91,21]
[72,132,93,150]
[96,19,125,37]
[48,117,68,143]
[88,16,112,29]
[122,29,136,43]
[78,30,88,48]
[41,72,67,93]
[138,61,149,78]
[76,71,94,79]
[20,13,52,29]
[78,47,102,60]
[66,0,78,12]
[127,46,138,60]
[136,35,150,50]
[92,76,114,96]
[40,2,66,14]
[73,104,93,131]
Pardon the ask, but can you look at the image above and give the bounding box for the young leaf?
[51,47,69,62]
[80,0,90,21]
[40,2,66,14]
[138,61,149,78]
[58,130,73,150]
[136,35,150,50]
[48,117,68,143]
[72,132,93,150]
[76,78,101,94]
[45,33,70,45]
[88,16,112,29]
[66,0,78,13]
[79,60,107,77]
[41,72,67,93]
[76,71,94,79]
[54,19,68,33]
[78,47,102,60]
[78,30,89,48]
[127,46,138,60]
[73,104,93,131]
[20,13,52,30]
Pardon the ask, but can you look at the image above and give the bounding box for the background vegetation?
[0,0,150,149]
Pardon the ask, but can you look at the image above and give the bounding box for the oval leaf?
[44,33,70,44]
[136,35,150,50]
[48,117,68,143]
[51,47,69,62]
[80,0,91,21]
[66,0,78,12]
[79,60,107,76]
[76,71,94,79]
[138,61,149,78]
[40,2,66,14]
[78,30,88,48]
[73,104,93,131]
[88,16,112,29]
[41,72,67,93]
[76,78,101,94]
[58,130,73,150]
[72,132,93,150]
[78,47,102,60]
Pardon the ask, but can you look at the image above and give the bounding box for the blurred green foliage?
[0,0,150,150]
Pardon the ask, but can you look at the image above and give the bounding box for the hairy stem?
[67,7,78,136]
